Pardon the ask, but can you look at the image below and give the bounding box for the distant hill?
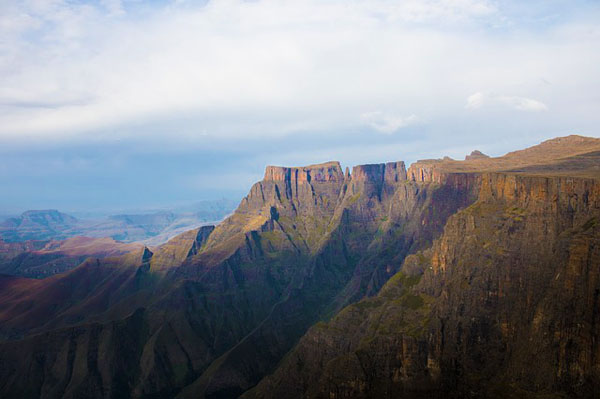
[0,199,238,244]
[0,210,79,241]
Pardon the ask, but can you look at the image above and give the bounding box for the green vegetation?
[400,293,424,309]
[347,192,361,205]
[503,206,527,222]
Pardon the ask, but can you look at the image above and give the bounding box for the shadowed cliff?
[245,136,600,399]
[0,135,599,399]
[0,157,470,398]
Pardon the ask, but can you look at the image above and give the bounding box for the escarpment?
[1,136,600,399]
[0,157,472,399]
[173,159,471,398]
[246,146,600,399]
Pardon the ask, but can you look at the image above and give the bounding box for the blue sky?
[0,0,599,214]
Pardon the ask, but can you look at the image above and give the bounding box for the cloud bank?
[0,0,599,212]
[0,0,598,142]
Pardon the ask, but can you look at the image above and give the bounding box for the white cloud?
[361,111,419,134]
[0,0,597,142]
[499,95,548,111]
[465,92,487,109]
[466,92,548,112]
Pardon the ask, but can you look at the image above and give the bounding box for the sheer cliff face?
[171,160,474,398]
[1,136,599,399]
[0,160,471,399]
[246,169,600,399]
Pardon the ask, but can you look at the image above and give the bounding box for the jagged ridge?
[0,135,599,399]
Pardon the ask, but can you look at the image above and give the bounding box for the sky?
[1,0,599,214]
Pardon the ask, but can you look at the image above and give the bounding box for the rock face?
[245,146,600,399]
[0,136,599,399]
[263,161,344,183]
[149,225,215,271]
[0,158,468,399]
[170,159,471,398]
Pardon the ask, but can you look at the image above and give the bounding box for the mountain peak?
[465,150,489,160]
[0,210,78,239]
[263,161,343,182]
[20,209,77,221]
[351,161,407,183]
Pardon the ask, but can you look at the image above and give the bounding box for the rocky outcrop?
[172,159,469,398]
[384,161,408,182]
[465,150,489,160]
[406,161,444,183]
[149,225,215,271]
[351,163,387,182]
[263,161,344,183]
[350,162,407,183]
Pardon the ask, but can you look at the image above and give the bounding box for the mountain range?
[0,199,238,245]
[0,135,599,398]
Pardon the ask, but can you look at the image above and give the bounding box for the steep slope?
[0,236,143,278]
[1,135,598,399]
[0,246,155,340]
[149,225,215,272]
[0,160,471,399]
[246,141,600,399]
[172,161,476,399]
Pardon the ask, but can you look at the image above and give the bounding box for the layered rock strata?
[246,170,600,399]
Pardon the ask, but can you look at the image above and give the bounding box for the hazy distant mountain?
[0,210,79,241]
[0,199,238,245]
[80,211,179,242]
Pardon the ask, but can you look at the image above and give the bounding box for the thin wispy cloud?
[466,92,548,111]
[361,112,419,134]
